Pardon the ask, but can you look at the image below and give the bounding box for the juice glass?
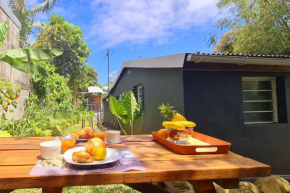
[94,131,106,141]
[60,136,76,153]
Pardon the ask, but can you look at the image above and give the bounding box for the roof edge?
[187,54,290,66]
[102,53,186,99]
[0,1,22,29]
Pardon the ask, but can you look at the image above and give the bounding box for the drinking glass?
[60,136,76,153]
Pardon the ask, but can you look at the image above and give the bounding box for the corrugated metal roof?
[103,52,290,97]
[194,52,290,58]
[87,86,104,93]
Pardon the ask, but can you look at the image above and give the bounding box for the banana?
[176,121,196,128]
[162,121,185,130]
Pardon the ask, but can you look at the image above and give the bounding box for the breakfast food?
[82,127,95,139]
[85,138,106,155]
[157,128,169,139]
[71,127,97,139]
[162,121,197,143]
[71,129,81,139]
[162,121,185,130]
[176,121,196,128]
[72,150,94,163]
[92,146,107,160]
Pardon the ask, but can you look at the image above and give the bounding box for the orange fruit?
[92,146,107,160]
[157,128,169,139]
[85,138,106,155]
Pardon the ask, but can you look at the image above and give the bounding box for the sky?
[27,0,221,85]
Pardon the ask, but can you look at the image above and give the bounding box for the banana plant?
[109,91,142,135]
[0,22,62,77]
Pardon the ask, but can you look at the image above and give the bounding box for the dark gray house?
[103,53,290,174]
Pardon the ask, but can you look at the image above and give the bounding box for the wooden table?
[0,135,271,193]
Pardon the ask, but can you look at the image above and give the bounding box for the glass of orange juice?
[60,136,76,153]
[94,131,106,141]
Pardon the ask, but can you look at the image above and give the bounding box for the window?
[133,84,144,110]
[242,77,278,124]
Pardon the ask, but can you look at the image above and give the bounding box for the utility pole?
[107,49,110,93]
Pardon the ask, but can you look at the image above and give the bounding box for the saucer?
[105,140,122,144]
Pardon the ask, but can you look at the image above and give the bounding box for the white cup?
[105,130,121,143]
[39,141,61,160]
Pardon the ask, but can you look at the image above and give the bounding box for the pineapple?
[172,113,187,122]
[158,103,187,121]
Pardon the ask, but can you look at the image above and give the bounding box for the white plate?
[64,147,119,166]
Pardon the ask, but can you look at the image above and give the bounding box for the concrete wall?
[0,2,30,120]
[103,68,184,134]
[183,70,290,174]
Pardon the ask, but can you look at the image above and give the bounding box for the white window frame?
[242,77,278,124]
[137,85,143,101]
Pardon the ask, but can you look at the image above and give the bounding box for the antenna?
[107,49,110,93]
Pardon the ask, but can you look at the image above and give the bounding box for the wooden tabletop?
[0,135,271,191]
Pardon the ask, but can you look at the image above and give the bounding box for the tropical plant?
[0,21,63,77]
[0,78,21,120]
[109,91,142,135]
[6,0,59,47]
[209,0,290,55]
[34,15,91,105]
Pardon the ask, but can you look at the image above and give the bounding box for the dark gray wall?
[183,70,290,174]
[103,68,184,134]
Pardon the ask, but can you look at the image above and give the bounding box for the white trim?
[243,100,273,102]
[244,121,275,124]
[242,77,278,123]
[244,111,274,113]
[242,77,276,81]
[271,78,278,122]
[243,90,272,92]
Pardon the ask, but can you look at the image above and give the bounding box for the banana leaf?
[121,91,137,123]
[109,96,128,123]
[0,22,8,48]
[0,48,63,77]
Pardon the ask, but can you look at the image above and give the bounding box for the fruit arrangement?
[157,103,196,143]
[72,138,107,163]
[157,120,196,144]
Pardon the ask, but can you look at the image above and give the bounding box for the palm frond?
[30,0,58,15]
[0,22,8,48]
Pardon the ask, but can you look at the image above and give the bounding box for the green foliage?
[0,21,63,77]
[0,130,12,137]
[209,0,290,55]
[0,22,8,48]
[0,78,22,120]
[109,91,142,135]
[34,15,93,105]
[7,0,59,47]
[158,103,177,120]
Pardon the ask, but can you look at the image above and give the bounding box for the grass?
[12,184,139,193]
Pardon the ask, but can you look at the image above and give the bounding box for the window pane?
[243,81,271,90]
[243,91,272,100]
[243,102,273,111]
[244,112,274,122]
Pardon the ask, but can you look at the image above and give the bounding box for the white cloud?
[88,0,219,47]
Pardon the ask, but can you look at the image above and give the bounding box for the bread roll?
[72,150,94,163]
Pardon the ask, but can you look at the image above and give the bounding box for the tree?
[34,15,91,106]
[6,0,59,47]
[0,22,62,76]
[209,0,290,55]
